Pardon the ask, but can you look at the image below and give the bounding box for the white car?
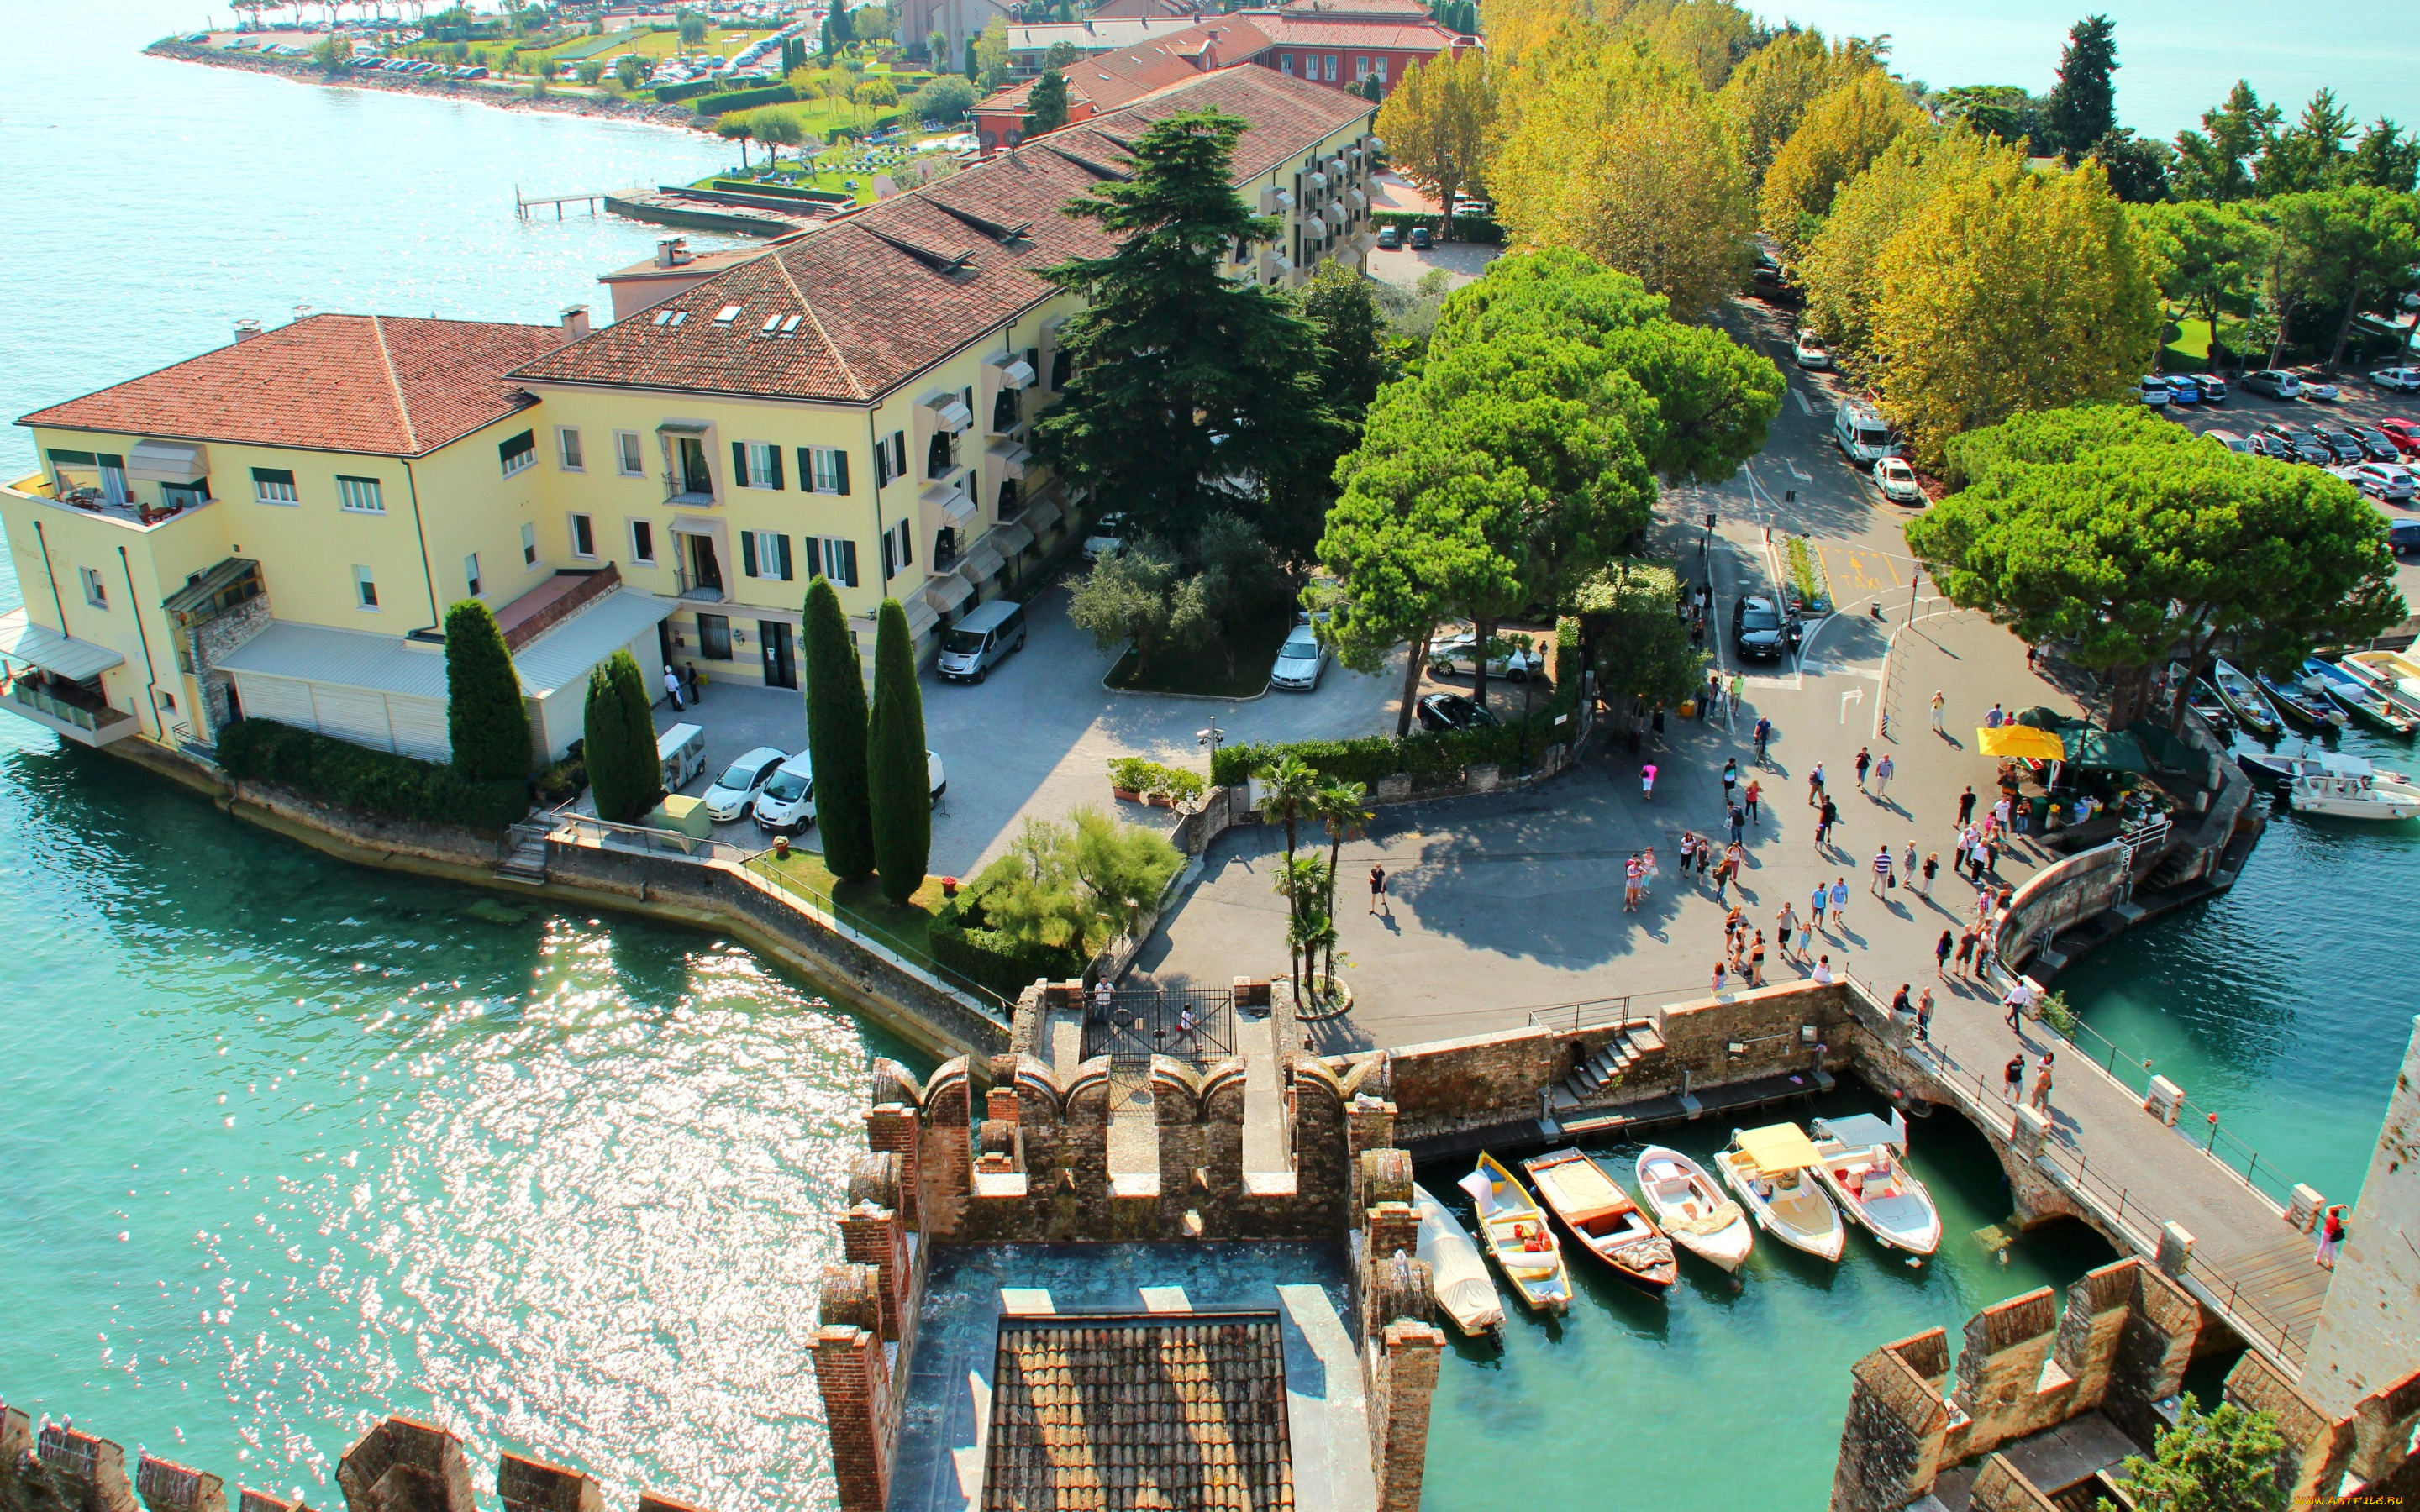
[1873,456,1924,504]
[1427,632,1544,682]
[2297,371,2342,402]
[1270,622,1329,691]
[2370,366,2420,393]
[2205,429,2251,454]
[2137,375,2171,407]
[1792,329,1831,369]
[1081,512,1128,564]
[702,744,792,821]
[751,748,947,833]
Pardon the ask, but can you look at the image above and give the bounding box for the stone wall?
[1995,842,2130,975]
[2302,1014,2420,1417]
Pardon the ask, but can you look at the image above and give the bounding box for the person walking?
[1934,928,1954,979]
[1728,803,1746,847]
[1915,988,1934,1042]
[1748,930,1767,986]
[1902,843,1918,885]
[1819,795,1840,850]
[1930,690,1947,733]
[1712,849,1733,903]
[1955,927,1979,977]
[1641,763,1658,801]
[2316,1205,2346,1269]
[1369,863,1388,916]
[2003,1053,2025,1104]
[1921,852,1940,896]
[1623,853,1643,912]
[1722,758,1739,806]
[664,664,687,710]
[1874,752,1896,798]
[1870,843,1895,897]
[1957,785,1978,829]
[1970,842,1989,885]
[1830,875,1850,931]
[1797,911,1815,961]
[1754,715,1772,765]
[1697,837,1712,879]
[1744,779,1762,824]
[682,662,702,704]
[1992,794,2013,832]
[1809,881,1828,932]
[1854,746,1872,790]
[2002,975,2036,1028]
[1808,763,1825,807]
[2028,1052,2055,1111]
[1985,701,2006,728]
[1777,900,1798,961]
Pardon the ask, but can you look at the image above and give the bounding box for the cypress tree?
[608,651,663,817]
[802,576,875,879]
[865,598,930,906]
[445,600,531,780]
[581,662,636,822]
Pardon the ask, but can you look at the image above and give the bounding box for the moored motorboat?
[2238,748,2375,789]
[2286,769,2420,821]
[1634,1145,1754,1272]
[2256,666,2346,730]
[2207,661,2284,736]
[2308,658,2420,733]
[1523,1147,1677,1294]
[2343,649,2420,714]
[1808,1111,1941,1257]
[1712,1123,1844,1262]
[1460,1152,1574,1314]
[1413,1182,1505,1337]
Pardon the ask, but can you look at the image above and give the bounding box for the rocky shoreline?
[144,39,712,132]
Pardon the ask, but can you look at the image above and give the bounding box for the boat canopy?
[1822,1112,1905,1150]
[1736,1124,1823,1173]
[1978,724,2065,760]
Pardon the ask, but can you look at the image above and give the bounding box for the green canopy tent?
[2064,727,2152,774]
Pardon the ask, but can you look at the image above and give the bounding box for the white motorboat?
[2344,648,2420,712]
[1460,1153,1574,1314]
[2286,769,2420,821]
[1413,1182,1506,1336]
[1809,1111,1942,1257]
[1712,1123,1844,1262]
[1634,1145,1754,1272]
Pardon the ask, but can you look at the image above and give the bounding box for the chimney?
[560,304,591,338]
[292,303,313,323]
[655,236,685,269]
[233,318,262,343]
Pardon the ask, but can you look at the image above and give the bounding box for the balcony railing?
[661,471,716,507]
[6,473,219,530]
[10,680,137,736]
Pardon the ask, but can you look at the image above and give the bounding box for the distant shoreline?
[144,39,713,134]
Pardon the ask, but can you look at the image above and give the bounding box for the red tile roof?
[1248,15,1460,49]
[979,16,1275,118]
[513,68,1372,406]
[18,315,566,457]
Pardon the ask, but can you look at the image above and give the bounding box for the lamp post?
[1197,715,1225,785]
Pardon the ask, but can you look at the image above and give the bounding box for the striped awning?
[923,571,975,614]
[1025,493,1064,530]
[994,521,1036,556]
[960,539,1007,583]
[902,595,939,640]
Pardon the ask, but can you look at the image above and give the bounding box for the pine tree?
[2044,13,2119,161]
[802,576,875,879]
[444,600,531,781]
[1026,69,1070,136]
[866,599,930,906]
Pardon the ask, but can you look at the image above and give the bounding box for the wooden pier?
[514,187,609,220]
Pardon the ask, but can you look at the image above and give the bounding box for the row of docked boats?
[1415,1114,1938,1334]
[2197,652,2420,821]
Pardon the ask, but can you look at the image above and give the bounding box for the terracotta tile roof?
[981,17,1277,117]
[18,315,567,457]
[983,1315,1293,1511]
[1247,15,1460,50]
[513,68,1371,406]
[1271,0,1434,17]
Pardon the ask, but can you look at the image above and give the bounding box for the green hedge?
[218,718,531,832]
[709,178,854,203]
[692,83,797,115]
[929,900,1088,1000]
[1371,210,1505,244]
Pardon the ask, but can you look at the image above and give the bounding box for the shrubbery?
[1107,757,1207,803]
[930,809,1185,995]
[692,82,797,115]
[1213,679,1579,788]
[928,901,1090,1000]
[218,719,529,832]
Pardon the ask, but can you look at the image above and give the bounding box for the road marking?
[1794,389,1813,416]
[1839,687,1865,722]
[1802,662,1883,682]
[1786,459,1811,481]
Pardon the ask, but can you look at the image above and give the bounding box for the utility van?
[657,722,707,792]
[936,599,1028,683]
[1833,401,1899,465]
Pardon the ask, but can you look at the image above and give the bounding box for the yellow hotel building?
[1,68,1378,764]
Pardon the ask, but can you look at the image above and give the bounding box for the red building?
[1239,0,1474,98]
[972,16,1275,156]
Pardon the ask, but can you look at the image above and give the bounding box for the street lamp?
[1197,716,1225,785]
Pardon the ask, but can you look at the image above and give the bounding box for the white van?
[1833,401,1899,465]
[657,722,707,792]
[936,599,1028,683]
[752,748,949,833]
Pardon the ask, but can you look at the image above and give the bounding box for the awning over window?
[923,573,974,614]
[987,443,1031,480]
[993,521,1036,556]
[1024,493,1064,531]
[656,418,712,434]
[902,596,939,640]
[960,539,1007,583]
[128,440,207,483]
[923,479,976,525]
[999,358,1037,391]
[0,608,125,680]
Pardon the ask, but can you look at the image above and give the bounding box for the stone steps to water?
[493,823,550,885]
[1547,1024,1666,1113]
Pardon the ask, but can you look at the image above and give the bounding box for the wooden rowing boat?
[1634,1145,1754,1272]
[2207,661,2284,737]
[1713,1123,1844,1262]
[1523,1148,1676,1294]
[1413,1182,1505,1336]
[1459,1152,1573,1314]
[1809,1112,1941,1257]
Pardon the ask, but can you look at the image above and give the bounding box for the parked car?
[2240,369,2304,400]
[2317,428,2367,464]
[2355,428,2403,462]
[2245,431,2294,462]
[1873,455,1924,503]
[2191,372,2228,402]
[1792,329,1832,369]
[1376,224,1401,250]
[2205,428,2251,454]
[2390,518,2420,557]
[1427,632,1544,683]
[2379,418,2420,455]
[754,748,944,832]
[2165,375,2202,404]
[1081,512,1128,564]
[702,745,792,822]
[2136,375,2172,407]
[2285,430,2334,465]
[1414,692,1501,732]
[2296,370,2342,402]
[1409,224,1434,250]
[1731,594,1800,662]
[2370,366,2420,393]
[2345,463,2417,502]
[935,599,1027,683]
[1270,622,1330,691]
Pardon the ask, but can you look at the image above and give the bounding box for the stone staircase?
[493,822,550,884]
[1546,1021,1665,1113]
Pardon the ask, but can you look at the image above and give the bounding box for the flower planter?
[772,835,791,859]
[940,876,959,899]
[1145,791,1175,808]
[1111,786,1144,803]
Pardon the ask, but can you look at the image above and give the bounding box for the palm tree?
[1307,779,1370,1002]
[1275,855,1331,1001]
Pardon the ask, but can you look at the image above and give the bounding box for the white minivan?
[1833,401,1898,465]
[751,748,950,833]
[935,599,1028,683]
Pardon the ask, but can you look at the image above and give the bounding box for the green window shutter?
[834,449,850,495]
[797,447,815,491]
[732,440,749,487]
[838,539,859,587]
[775,534,793,580]
[768,446,784,490]
[804,537,823,579]
[742,530,760,578]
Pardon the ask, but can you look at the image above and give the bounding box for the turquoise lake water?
[2,2,2412,1509]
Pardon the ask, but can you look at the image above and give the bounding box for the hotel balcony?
[8,678,140,745]
[6,470,221,532]
[0,607,141,746]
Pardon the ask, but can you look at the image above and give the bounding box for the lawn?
[750,845,952,963]
[1105,617,1294,699]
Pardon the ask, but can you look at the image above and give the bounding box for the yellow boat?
[1458,1152,1574,1314]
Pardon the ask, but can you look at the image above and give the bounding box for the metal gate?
[1082,984,1236,1069]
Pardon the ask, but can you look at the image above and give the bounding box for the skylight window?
[714,304,743,324]
[651,308,674,325]
[668,311,687,326]
[761,314,784,333]
[782,315,802,333]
